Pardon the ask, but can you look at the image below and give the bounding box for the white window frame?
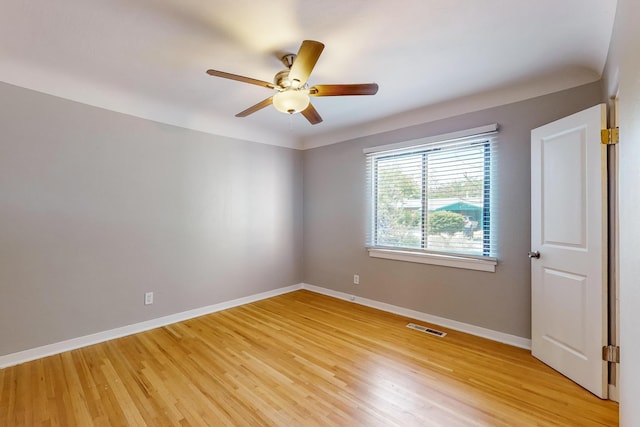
[364,124,499,272]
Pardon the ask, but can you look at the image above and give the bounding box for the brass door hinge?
[601,127,619,145]
[602,345,620,363]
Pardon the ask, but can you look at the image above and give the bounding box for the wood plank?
[0,290,618,426]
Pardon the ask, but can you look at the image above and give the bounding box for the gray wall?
[0,76,610,357]
[0,82,303,356]
[303,81,603,339]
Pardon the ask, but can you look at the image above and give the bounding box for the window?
[365,125,497,271]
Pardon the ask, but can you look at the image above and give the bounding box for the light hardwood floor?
[0,290,618,426]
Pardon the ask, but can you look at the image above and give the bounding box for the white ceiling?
[0,0,617,149]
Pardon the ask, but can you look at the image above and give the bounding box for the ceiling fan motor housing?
[274,70,293,89]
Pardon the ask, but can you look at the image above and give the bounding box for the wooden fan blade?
[207,69,275,89]
[301,102,323,125]
[309,83,379,96]
[235,97,273,117]
[288,40,325,87]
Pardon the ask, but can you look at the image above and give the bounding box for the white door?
[530,104,608,398]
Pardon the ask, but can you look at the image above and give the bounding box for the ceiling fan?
[206,40,379,125]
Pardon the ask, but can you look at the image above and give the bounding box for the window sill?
[368,248,497,272]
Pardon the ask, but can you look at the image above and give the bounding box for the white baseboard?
[301,283,532,350]
[0,284,303,369]
[1,282,531,369]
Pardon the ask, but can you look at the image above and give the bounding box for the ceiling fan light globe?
[273,90,310,114]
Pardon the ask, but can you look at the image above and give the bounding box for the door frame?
[607,95,620,402]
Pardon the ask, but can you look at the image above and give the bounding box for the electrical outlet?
[353,274,360,285]
[144,292,154,305]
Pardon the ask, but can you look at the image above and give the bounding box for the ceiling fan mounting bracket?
[280,53,296,69]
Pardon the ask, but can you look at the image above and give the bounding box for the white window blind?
[365,125,497,260]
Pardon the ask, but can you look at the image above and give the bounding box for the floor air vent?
[406,323,447,337]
